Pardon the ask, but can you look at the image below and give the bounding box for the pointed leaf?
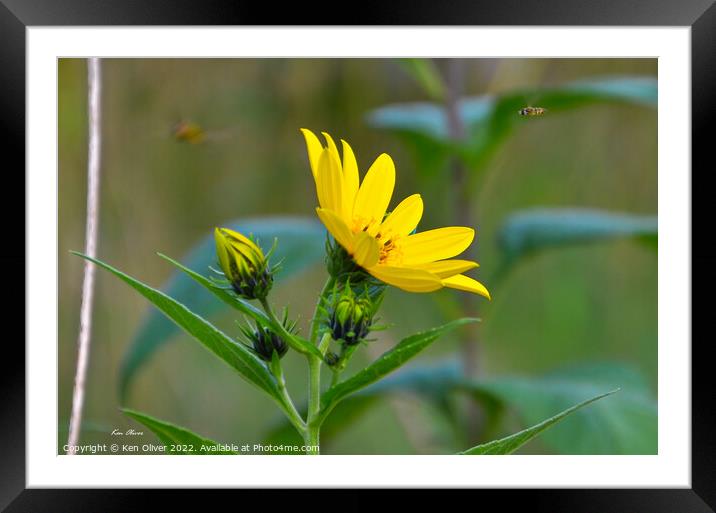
[467,362,658,454]
[460,389,618,455]
[123,409,238,454]
[73,252,282,406]
[367,75,656,173]
[120,216,325,398]
[158,253,323,360]
[317,318,479,424]
[497,208,657,267]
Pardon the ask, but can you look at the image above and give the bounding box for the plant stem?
[305,354,322,454]
[67,58,102,455]
[273,365,306,434]
[444,58,484,441]
[304,276,337,454]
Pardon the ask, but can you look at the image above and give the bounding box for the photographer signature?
[111,428,145,436]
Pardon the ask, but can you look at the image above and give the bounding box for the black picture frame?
[3,0,713,510]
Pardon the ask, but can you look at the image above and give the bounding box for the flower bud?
[214,227,273,300]
[248,325,289,362]
[328,290,374,346]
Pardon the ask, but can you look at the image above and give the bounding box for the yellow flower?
[214,227,273,299]
[301,129,490,299]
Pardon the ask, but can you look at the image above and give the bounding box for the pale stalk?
[67,58,102,454]
[444,58,484,441]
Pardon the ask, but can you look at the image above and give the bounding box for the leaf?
[317,318,479,424]
[120,216,326,399]
[497,208,658,268]
[262,360,462,448]
[460,389,618,455]
[366,75,657,172]
[368,75,656,142]
[123,409,238,454]
[397,58,446,101]
[466,362,658,454]
[159,253,323,360]
[73,252,284,408]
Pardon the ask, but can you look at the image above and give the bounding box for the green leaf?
[460,389,618,455]
[368,75,656,142]
[317,318,479,424]
[397,58,446,101]
[158,253,323,360]
[262,361,461,449]
[467,362,658,454]
[73,252,284,408]
[497,208,658,269]
[123,409,238,454]
[120,216,325,399]
[366,75,656,172]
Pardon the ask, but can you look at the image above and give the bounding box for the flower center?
[350,216,403,265]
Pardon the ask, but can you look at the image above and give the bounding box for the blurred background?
[58,58,657,454]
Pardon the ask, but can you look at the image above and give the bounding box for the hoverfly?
[169,119,237,145]
[518,106,547,117]
[171,120,207,144]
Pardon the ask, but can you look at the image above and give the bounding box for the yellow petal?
[214,228,232,276]
[367,265,443,292]
[441,274,491,299]
[316,208,354,253]
[316,148,347,218]
[300,128,322,181]
[353,231,380,268]
[411,259,479,278]
[321,132,340,162]
[218,227,261,254]
[400,227,475,265]
[379,194,423,238]
[341,139,360,214]
[353,153,395,230]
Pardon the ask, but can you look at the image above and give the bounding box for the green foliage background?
[58,58,657,454]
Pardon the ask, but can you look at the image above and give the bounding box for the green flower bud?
[249,326,289,362]
[240,314,297,363]
[214,227,273,300]
[328,289,374,346]
[325,236,362,279]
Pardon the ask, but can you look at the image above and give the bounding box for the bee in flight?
[518,106,547,116]
[172,120,207,144]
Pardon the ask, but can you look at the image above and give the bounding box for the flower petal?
[218,227,261,254]
[441,274,491,299]
[300,128,322,181]
[353,231,380,268]
[367,265,443,292]
[316,208,354,252]
[400,227,475,265]
[316,148,348,219]
[353,153,395,230]
[411,259,479,278]
[341,139,360,214]
[321,132,341,161]
[379,194,423,238]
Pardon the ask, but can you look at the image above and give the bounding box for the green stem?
[310,276,336,344]
[304,277,337,454]
[330,370,341,388]
[306,354,322,454]
[270,361,306,434]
